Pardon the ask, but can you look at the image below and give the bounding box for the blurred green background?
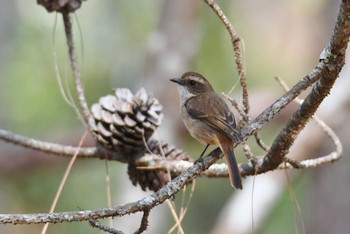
[0,0,349,233]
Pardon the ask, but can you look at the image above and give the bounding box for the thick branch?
[256,0,350,173]
[240,65,322,138]
[0,148,221,224]
[241,2,350,140]
[137,0,350,177]
[137,130,342,178]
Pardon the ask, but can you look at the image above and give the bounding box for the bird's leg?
[199,144,210,157]
[194,144,210,170]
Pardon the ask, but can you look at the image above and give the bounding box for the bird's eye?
[189,80,196,86]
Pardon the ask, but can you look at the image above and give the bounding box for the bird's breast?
[180,105,218,145]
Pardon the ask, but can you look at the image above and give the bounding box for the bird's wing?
[185,93,241,141]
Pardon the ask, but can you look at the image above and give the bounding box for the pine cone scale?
[91,88,163,156]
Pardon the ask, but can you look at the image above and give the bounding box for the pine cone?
[90,88,163,159]
[37,0,83,13]
[128,139,190,192]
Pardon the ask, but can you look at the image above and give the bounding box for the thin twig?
[52,14,85,124]
[0,128,123,161]
[222,93,249,125]
[277,150,341,170]
[254,132,269,152]
[134,209,150,234]
[223,93,270,152]
[89,219,124,234]
[62,11,93,127]
[284,158,303,169]
[242,143,254,159]
[204,0,249,113]
[276,75,343,169]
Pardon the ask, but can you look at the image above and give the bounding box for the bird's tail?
[219,142,242,189]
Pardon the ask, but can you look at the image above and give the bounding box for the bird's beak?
[170,78,183,85]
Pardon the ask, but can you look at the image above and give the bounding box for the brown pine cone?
[37,0,83,13]
[128,139,190,192]
[90,88,163,159]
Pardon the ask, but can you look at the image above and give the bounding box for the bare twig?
[242,143,254,159]
[222,94,249,124]
[0,129,123,161]
[89,219,124,234]
[276,76,343,169]
[254,132,269,152]
[283,157,303,169]
[134,209,150,234]
[278,150,341,170]
[62,11,93,127]
[204,0,249,113]
[223,94,270,152]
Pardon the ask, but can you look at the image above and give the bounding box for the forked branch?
[0,148,221,224]
[258,0,350,173]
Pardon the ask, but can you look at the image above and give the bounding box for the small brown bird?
[170,72,242,189]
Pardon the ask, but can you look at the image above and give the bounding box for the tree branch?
[0,129,124,161]
[0,0,348,228]
[0,148,221,224]
[89,219,124,234]
[134,209,150,234]
[62,11,94,128]
[257,0,350,173]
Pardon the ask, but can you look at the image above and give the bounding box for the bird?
[170,72,242,189]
